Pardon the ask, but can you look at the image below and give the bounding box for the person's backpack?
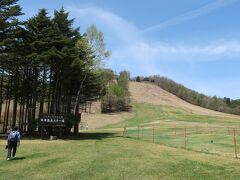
[8,131,18,142]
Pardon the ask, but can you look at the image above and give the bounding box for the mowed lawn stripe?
[0,136,240,179]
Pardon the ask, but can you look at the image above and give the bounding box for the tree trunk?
[23,67,31,132]
[73,73,87,134]
[50,72,56,114]
[39,66,46,115]
[48,68,52,114]
[4,97,11,133]
[30,67,38,134]
[20,67,27,132]
[18,95,23,131]
[74,113,81,134]
[3,70,13,133]
[0,68,4,124]
[24,96,29,132]
[12,68,19,127]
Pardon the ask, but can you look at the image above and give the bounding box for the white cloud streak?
[143,0,238,33]
[67,5,240,98]
[67,7,141,43]
[134,41,240,56]
[68,5,240,76]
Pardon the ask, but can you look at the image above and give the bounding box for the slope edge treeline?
[135,76,240,115]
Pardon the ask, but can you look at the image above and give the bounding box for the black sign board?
[40,115,65,126]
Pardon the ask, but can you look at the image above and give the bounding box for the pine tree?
[0,3,113,133]
[0,0,24,131]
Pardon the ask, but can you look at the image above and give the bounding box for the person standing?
[7,126,20,161]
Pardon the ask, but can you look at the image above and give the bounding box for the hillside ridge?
[82,81,239,129]
[129,81,240,119]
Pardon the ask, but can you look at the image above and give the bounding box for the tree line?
[0,0,111,133]
[135,76,240,115]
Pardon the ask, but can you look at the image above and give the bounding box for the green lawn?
[1,102,240,179]
[104,103,240,129]
[1,133,240,180]
[125,127,240,157]
[103,103,240,158]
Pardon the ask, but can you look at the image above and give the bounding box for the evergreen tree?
[0,0,23,61]
[0,3,113,133]
[0,0,24,130]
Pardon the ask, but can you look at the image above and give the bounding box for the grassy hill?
[83,81,240,129]
[139,76,240,115]
[102,82,240,157]
[1,81,240,179]
[128,81,239,118]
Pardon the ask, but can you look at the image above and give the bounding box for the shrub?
[136,76,141,82]
[101,95,130,113]
[101,71,131,113]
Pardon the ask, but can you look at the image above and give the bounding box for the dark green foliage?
[136,76,141,82]
[0,0,23,56]
[0,2,110,133]
[144,76,240,115]
[0,0,25,131]
[101,94,130,113]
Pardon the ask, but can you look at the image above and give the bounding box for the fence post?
[122,126,126,137]
[138,126,140,139]
[153,126,155,143]
[142,126,143,138]
[184,128,187,149]
[233,128,238,159]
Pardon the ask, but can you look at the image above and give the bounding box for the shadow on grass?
[0,132,119,141]
[6,157,26,162]
[66,132,117,140]
[13,157,26,160]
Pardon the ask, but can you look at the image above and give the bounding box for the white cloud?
[67,7,141,44]
[66,6,240,98]
[111,41,240,72]
[143,0,239,33]
[133,41,240,56]
[67,6,240,75]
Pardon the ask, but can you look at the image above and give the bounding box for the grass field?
[125,126,240,157]
[1,82,240,179]
[1,133,240,180]
[103,103,240,158]
[104,103,240,129]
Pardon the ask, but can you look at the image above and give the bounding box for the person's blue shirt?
[8,131,20,142]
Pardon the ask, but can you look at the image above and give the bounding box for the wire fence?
[123,126,240,159]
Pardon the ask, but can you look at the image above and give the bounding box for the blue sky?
[18,0,240,99]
